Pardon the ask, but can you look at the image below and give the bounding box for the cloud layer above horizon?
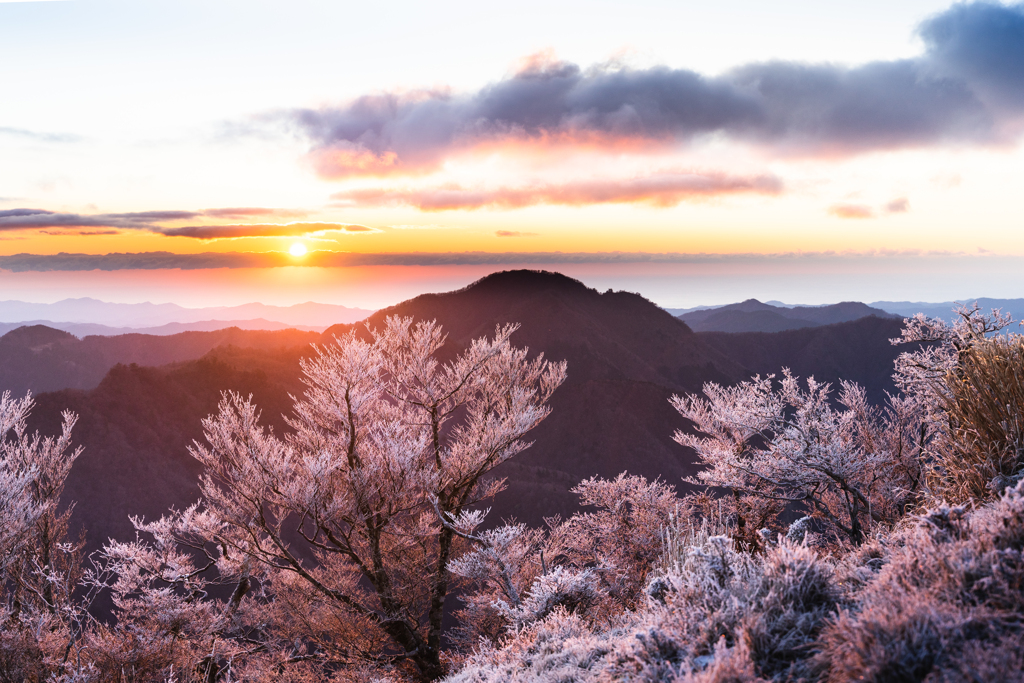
[0,248,1010,272]
[291,3,1024,180]
[0,209,373,239]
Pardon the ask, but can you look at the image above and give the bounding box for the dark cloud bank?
[0,209,371,239]
[0,249,999,272]
[292,2,1024,176]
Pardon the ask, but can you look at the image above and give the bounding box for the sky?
[2,0,1024,309]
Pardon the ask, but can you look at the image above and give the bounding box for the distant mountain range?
[668,297,1024,333]
[5,295,1020,339]
[0,324,320,394]
[870,298,1024,324]
[0,298,374,334]
[676,299,898,333]
[9,270,925,559]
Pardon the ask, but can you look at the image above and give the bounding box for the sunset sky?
[3,0,1024,309]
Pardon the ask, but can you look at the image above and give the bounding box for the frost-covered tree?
[103,316,565,681]
[0,391,83,682]
[671,371,924,546]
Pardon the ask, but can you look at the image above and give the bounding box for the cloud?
[828,204,875,219]
[156,222,378,239]
[919,2,1024,109]
[496,231,539,237]
[201,207,309,219]
[331,171,783,211]
[287,3,1024,177]
[0,209,201,231]
[829,197,910,219]
[38,229,121,236]
[0,248,989,272]
[0,126,82,144]
[885,197,910,213]
[0,208,347,238]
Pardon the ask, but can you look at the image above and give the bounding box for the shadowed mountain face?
[29,349,306,557]
[16,270,919,551]
[696,316,910,404]
[679,298,898,333]
[0,325,321,395]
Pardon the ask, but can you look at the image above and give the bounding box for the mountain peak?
[1,324,78,349]
[459,269,592,295]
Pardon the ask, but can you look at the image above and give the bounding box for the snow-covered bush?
[449,474,678,652]
[445,519,842,683]
[0,392,83,683]
[891,303,1024,504]
[672,372,925,546]
[816,480,1024,681]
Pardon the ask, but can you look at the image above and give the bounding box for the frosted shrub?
[447,522,548,649]
[445,608,620,683]
[449,474,677,650]
[610,533,837,683]
[742,541,837,681]
[891,303,1024,504]
[672,371,925,546]
[501,567,606,628]
[553,474,681,606]
[817,480,1024,681]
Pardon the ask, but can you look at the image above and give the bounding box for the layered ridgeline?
[675,298,898,333]
[0,324,321,394]
[15,271,911,553]
[0,298,373,336]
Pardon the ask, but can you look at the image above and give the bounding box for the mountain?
[0,298,373,330]
[871,297,1024,324]
[678,298,898,333]
[29,347,308,564]
[19,270,925,557]
[0,318,325,338]
[696,316,910,404]
[0,324,320,395]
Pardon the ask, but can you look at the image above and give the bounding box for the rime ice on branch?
[113,316,565,680]
[671,370,924,546]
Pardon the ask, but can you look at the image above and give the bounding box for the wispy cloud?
[200,207,309,219]
[828,197,911,219]
[885,197,910,213]
[0,207,359,239]
[287,3,1024,178]
[828,204,875,219]
[331,171,782,211]
[156,222,377,239]
[0,126,82,144]
[0,208,200,230]
[495,230,539,237]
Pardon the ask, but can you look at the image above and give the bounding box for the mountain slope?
[22,271,922,553]
[680,298,897,333]
[696,316,910,403]
[29,348,307,556]
[0,325,320,394]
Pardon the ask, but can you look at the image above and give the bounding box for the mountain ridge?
[13,270,926,553]
[0,298,373,330]
[678,298,899,333]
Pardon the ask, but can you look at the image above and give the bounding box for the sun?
[289,242,307,257]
